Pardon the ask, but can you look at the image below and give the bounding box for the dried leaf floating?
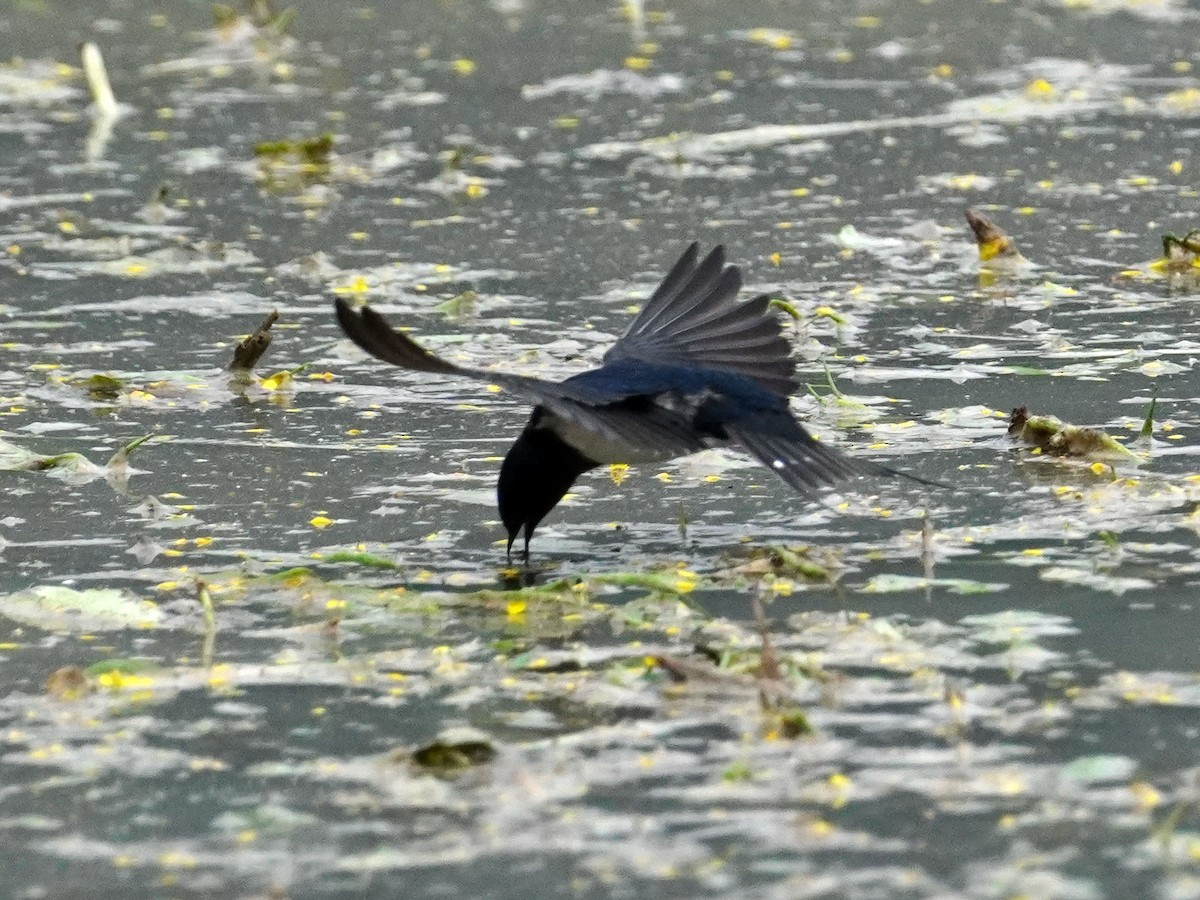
[965,208,1028,271]
[45,666,94,701]
[1008,406,1139,460]
[229,310,280,372]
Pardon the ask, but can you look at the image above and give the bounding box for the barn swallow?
[336,244,914,561]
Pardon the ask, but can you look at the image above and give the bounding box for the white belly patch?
[540,404,731,464]
[541,413,673,464]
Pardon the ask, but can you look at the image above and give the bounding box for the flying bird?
[336,244,908,561]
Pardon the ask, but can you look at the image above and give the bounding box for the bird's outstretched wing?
[605,244,798,397]
[335,298,934,490]
[726,416,871,494]
[334,300,462,376]
[334,298,705,458]
[726,409,943,494]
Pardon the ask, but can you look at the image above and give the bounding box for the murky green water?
[4,1,1200,897]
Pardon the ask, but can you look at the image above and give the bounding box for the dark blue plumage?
[563,358,783,403]
[335,243,895,560]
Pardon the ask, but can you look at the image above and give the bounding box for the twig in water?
[229,310,280,372]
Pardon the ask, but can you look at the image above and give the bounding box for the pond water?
[3,1,1200,897]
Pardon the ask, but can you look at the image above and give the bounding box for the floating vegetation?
[827,220,954,275]
[248,134,424,193]
[51,369,221,409]
[863,574,1007,594]
[1057,0,1188,21]
[32,240,257,278]
[253,132,335,190]
[805,368,890,426]
[0,58,81,107]
[228,310,279,372]
[409,727,498,774]
[258,362,307,393]
[728,545,835,582]
[521,69,685,100]
[1159,230,1200,268]
[320,549,402,569]
[141,0,299,75]
[0,433,156,483]
[1120,228,1200,282]
[213,0,296,35]
[136,184,184,225]
[834,223,910,254]
[1140,388,1158,438]
[1008,406,1140,460]
[432,289,479,319]
[0,585,165,631]
[965,207,1029,272]
[254,132,334,165]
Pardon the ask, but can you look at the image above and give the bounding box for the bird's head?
[498,419,596,562]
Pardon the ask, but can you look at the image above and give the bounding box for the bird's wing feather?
[336,297,611,403]
[335,299,462,376]
[605,245,798,396]
[555,402,709,458]
[728,406,946,493]
[335,297,702,457]
[725,415,873,494]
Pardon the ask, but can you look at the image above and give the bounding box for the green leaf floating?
[0,586,164,631]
